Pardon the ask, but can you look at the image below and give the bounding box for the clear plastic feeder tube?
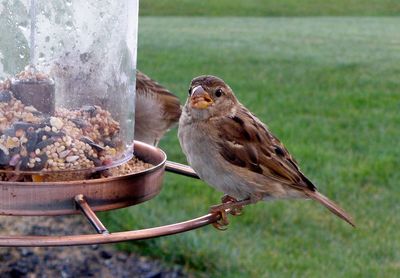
[0,0,138,174]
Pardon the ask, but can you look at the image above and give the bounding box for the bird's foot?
[209,197,252,230]
[220,195,243,216]
[209,203,230,231]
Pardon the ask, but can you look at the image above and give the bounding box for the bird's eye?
[215,88,223,97]
[188,88,192,96]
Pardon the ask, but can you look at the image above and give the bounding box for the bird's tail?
[304,190,355,227]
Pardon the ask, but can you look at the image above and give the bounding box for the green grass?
[100,17,400,277]
[140,0,400,16]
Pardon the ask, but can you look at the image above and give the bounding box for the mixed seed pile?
[109,157,153,176]
[0,73,131,180]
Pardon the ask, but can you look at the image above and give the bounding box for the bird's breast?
[178,120,252,200]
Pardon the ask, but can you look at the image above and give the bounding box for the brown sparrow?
[178,75,354,228]
[135,70,181,146]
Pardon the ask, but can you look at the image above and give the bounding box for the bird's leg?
[227,198,253,216]
[209,196,252,230]
[221,194,237,203]
[220,195,243,216]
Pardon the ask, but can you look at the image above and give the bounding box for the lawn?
[140,0,400,16]
[100,17,400,277]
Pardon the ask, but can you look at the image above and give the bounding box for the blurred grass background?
[100,2,400,277]
[140,0,400,16]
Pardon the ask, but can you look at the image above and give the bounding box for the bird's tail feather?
[305,190,355,227]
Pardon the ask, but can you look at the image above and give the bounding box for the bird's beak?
[190,86,214,109]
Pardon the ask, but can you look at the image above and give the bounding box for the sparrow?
[135,70,182,146]
[178,75,355,228]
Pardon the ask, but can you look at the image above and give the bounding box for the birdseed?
[0,70,133,177]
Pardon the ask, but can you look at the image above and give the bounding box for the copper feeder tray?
[0,141,223,247]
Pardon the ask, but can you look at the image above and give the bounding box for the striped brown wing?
[216,105,316,191]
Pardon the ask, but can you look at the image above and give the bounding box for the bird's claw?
[220,195,243,216]
[209,196,250,230]
[209,204,230,230]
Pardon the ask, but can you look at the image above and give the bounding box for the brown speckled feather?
[216,105,315,191]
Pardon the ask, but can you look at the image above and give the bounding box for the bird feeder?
[0,0,226,247]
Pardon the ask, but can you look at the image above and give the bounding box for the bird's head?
[186,75,238,119]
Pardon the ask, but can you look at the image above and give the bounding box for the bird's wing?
[136,70,181,123]
[135,70,182,145]
[215,105,316,192]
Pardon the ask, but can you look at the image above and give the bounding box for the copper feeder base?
[0,141,226,247]
[0,141,166,216]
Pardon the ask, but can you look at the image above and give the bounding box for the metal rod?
[0,212,221,247]
[165,161,199,179]
[74,194,109,235]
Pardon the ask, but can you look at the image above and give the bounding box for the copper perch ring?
[0,210,221,247]
[0,153,227,247]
